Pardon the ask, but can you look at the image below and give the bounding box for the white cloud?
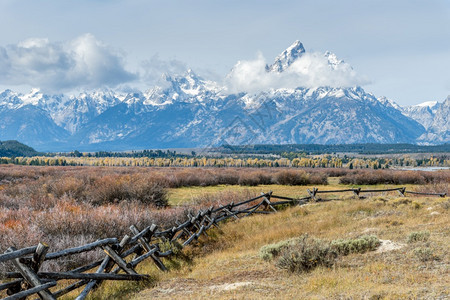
[140,55,188,86]
[0,34,137,91]
[224,51,369,94]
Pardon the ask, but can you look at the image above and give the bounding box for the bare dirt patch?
[375,239,406,253]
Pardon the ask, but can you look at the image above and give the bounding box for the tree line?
[1,155,448,168]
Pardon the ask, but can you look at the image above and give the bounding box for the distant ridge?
[0,41,448,151]
[219,143,450,155]
[0,140,39,157]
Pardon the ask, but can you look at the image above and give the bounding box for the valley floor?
[127,185,449,300]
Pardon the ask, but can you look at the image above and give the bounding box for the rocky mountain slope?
[403,97,449,144]
[0,41,446,151]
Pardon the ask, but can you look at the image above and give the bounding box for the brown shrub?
[215,170,240,185]
[85,174,168,207]
[339,170,449,185]
[238,171,273,186]
[274,170,327,185]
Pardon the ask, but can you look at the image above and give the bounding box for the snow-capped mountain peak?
[144,69,223,106]
[267,40,306,72]
[0,89,21,108]
[414,101,439,108]
[377,96,401,110]
[17,88,44,106]
[0,40,448,150]
[401,98,446,135]
[324,51,345,70]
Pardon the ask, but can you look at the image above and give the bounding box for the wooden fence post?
[5,247,56,300]
[398,187,406,197]
[353,187,361,198]
[130,225,167,271]
[307,188,318,201]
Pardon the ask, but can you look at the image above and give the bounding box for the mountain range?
[0,41,448,151]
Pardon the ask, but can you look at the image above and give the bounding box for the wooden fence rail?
[0,186,446,299]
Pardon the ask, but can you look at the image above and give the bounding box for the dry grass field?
[131,192,449,300]
[0,165,448,299]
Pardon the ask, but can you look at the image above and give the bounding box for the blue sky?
[0,0,449,105]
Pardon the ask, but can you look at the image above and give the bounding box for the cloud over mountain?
[140,55,188,87]
[225,42,369,94]
[1,39,447,150]
[0,34,137,91]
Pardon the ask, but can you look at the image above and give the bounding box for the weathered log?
[315,189,359,194]
[68,259,103,274]
[203,214,220,230]
[126,248,158,268]
[6,272,148,281]
[45,238,118,260]
[129,223,158,244]
[155,250,173,257]
[353,187,362,197]
[270,194,295,200]
[359,187,405,193]
[406,191,446,197]
[195,225,206,238]
[5,247,56,300]
[53,280,89,298]
[397,187,406,197]
[31,242,49,272]
[244,199,266,217]
[119,243,142,259]
[182,232,197,247]
[261,192,277,212]
[269,200,295,206]
[3,281,56,300]
[129,225,167,271]
[221,206,239,220]
[0,279,22,291]
[74,256,112,300]
[102,245,137,275]
[77,235,131,300]
[174,220,192,240]
[0,246,37,263]
[307,188,318,200]
[231,194,266,209]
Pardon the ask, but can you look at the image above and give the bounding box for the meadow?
[0,165,448,299]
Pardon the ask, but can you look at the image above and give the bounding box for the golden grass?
[131,189,449,299]
[167,183,425,206]
[167,184,314,206]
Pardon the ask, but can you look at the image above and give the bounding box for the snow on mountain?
[266,40,306,72]
[377,96,402,110]
[0,40,446,150]
[416,101,439,108]
[324,51,345,70]
[0,90,22,109]
[402,100,441,130]
[230,86,424,145]
[144,69,223,106]
[407,96,449,144]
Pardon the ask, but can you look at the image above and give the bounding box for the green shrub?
[413,247,436,262]
[259,238,301,261]
[261,234,381,273]
[275,235,337,273]
[441,200,450,210]
[331,235,380,256]
[159,240,184,257]
[407,231,430,243]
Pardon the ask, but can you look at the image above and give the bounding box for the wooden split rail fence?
[0,186,446,299]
